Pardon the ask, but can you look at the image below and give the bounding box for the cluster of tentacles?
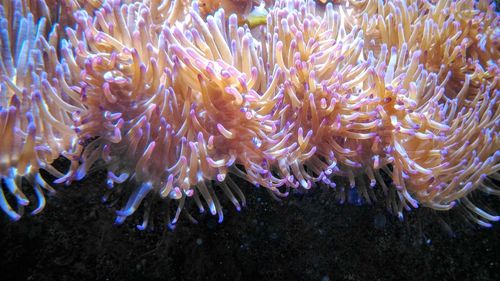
[1,0,499,229]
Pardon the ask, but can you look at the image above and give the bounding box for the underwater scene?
[0,0,499,280]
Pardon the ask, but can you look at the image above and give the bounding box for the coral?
[0,0,499,229]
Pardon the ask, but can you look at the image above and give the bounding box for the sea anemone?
[341,0,499,95]
[0,0,82,220]
[0,0,498,229]
[57,0,200,228]
[63,0,279,228]
[338,0,500,225]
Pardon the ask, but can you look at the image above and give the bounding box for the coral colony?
[0,0,499,230]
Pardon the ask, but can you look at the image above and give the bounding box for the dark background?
[1,168,499,281]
